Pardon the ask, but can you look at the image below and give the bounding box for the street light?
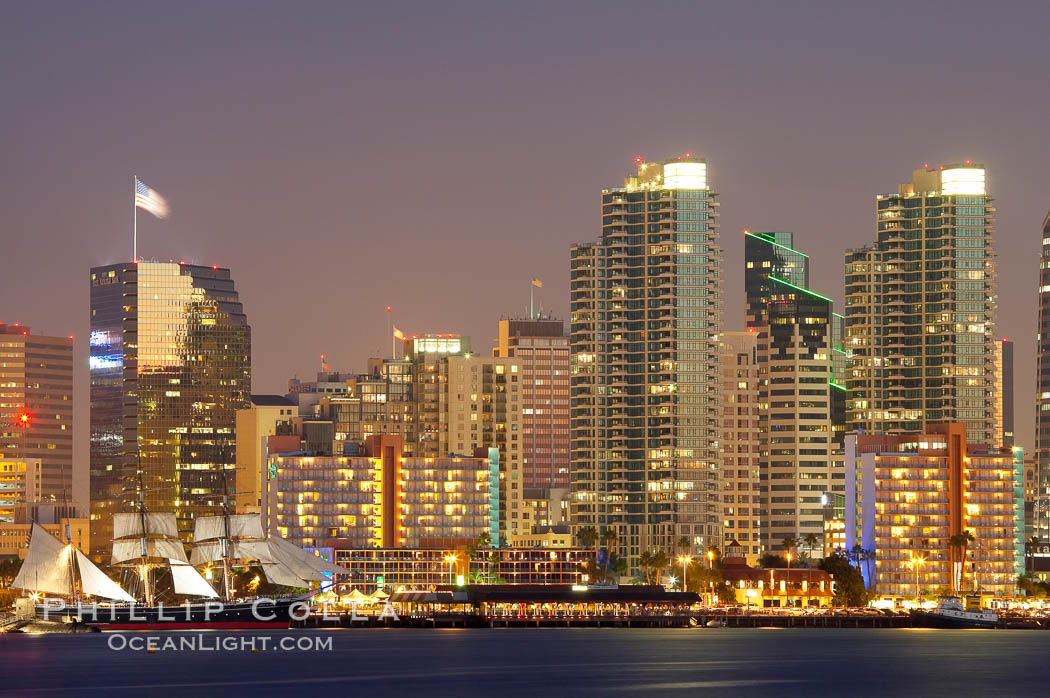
[706,550,715,607]
[909,556,926,598]
[677,555,691,592]
[786,551,792,569]
[444,553,458,585]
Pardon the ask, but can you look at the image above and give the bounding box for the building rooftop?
[251,394,296,406]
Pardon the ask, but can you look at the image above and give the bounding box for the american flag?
[135,178,170,219]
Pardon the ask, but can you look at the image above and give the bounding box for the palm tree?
[677,536,692,554]
[638,551,655,585]
[801,533,820,558]
[601,529,618,578]
[781,536,796,567]
[578,526,599,571]
[651,550,669,586]
[476,531,492,549]
[949,530,976,593]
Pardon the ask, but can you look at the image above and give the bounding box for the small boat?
[910,596,1000,629]
[705,619,727,628]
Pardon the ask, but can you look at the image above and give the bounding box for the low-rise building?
[509,525,573,548]
[719,542,835,607]
[266,435,496,550]
[846,423,1022,597]
[331,546,589,591]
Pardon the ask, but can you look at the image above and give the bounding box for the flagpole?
[387,306,393,359]
[132,175,137,262]
[530,281,534,320]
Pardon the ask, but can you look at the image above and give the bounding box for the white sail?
[233,540,273,562]
[266,537,344,581]
[11,524,72,596]
[228,514,265,540]
[112,512,179,539]
[193,513,265,542]
[190,541,224,566]
[169,559,219,598]
[75,550,136,602]
[188,540,274,566]
[192,516,227,543]
[260,561,309,588]
[111,538,188,565]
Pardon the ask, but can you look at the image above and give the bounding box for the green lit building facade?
[745,232,844,557]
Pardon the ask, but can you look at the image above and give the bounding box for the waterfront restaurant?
[719,542,835,608]
[390,585,700,621]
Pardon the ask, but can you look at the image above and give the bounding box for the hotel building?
[718,331,762,563]
[0,324,73,502]
[845,424,1022,596]
[265,434,495,550]
[318,335,523,543]
[845,164,997,444]
[570,156,723,568]
[332,547,588,591]
[89,262,250,553]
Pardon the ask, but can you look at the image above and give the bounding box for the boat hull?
[910,609,1001,629]
[33,599,305,631]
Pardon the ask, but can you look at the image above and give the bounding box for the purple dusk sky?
[3,2,1048,499]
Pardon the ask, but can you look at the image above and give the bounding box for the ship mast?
[137,479,155,607]
[220,468,234,601]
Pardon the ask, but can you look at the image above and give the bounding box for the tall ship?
[12,506,344,630]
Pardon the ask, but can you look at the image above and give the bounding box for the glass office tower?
[89,261,250,553]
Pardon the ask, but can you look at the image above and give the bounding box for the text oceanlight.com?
[108,634,334,652]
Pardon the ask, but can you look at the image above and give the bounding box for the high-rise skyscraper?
[744,232,843,555]
[0,323,73,502]
[845,163,997,443]
[718,331,761,563]
[1035,212,1050,539]
[994,338,1013,448]
[570,156,722,568]
[89,262,250,553]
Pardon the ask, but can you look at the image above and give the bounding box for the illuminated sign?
[89,330,112,347]
[662,162,707,190]
[940,167,985,196]
[89,355,122,370]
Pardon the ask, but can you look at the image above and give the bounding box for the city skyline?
[3,2,1050,509]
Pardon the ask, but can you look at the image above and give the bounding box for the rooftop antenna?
[320,353,330,373]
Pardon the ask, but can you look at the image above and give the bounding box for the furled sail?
[112,512,179,539]
[75,550,136,602]
[11,524,73,596]
[112,539,188,565]
[169,558,219,598]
